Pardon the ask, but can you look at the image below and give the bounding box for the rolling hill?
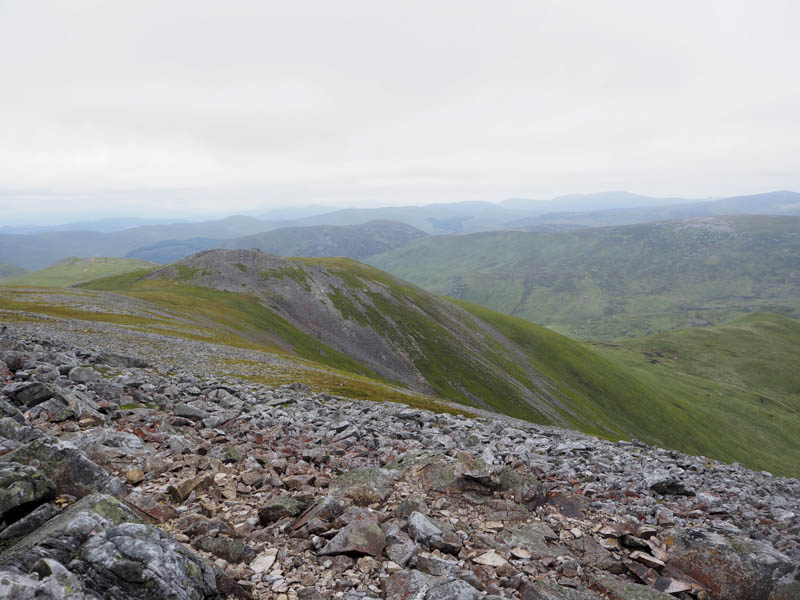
[57,248,800,477]
[0,257,158,287]
[368,215,800,339]
[0,262,26,280]
[0,215,278,270]
[126,220,428,264]
[509,190,800,229]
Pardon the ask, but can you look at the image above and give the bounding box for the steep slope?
[125,249,641,433]
[126,220,428,264]
[368,215,800,339]
[71,250,800,476]
[0,257,158,287]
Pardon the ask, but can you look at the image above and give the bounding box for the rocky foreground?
[0,323,798,600]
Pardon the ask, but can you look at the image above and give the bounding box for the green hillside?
[67,251,800,477]
[0,262,27,280]
[1,257,158,287]
[368,215,800,339]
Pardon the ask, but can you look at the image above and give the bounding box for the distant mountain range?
[128,221,428,264]
[368,214,800,339]
[1,190,798,270]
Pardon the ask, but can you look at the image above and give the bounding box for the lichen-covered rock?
[0,438,113,499]
[0,493,216,600]
[0,462,57,526]
[664,528,795,600]
[319,517,386,557]
[521,581,600,600]
[192,535,256,564]
[330,467,398,504]
[79,522,216,599]
[593,577,676,600]
[259,494,304,524]
[0,502,60,541]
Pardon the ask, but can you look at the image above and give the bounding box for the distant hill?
[509,190,800,228]
[71,250,800,477]
[0,215,278,270]
[4,191,800,269]
[0,217,186,235]
[0,262,27,280]
[368,215,800,339]
[0,257,158,287]
[126,220,428,264]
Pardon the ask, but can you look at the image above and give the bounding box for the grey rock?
[0,438,111,499]
[68,366,100,383]
[0,502,60,541]
[0,462,57,526]
[407,511,443,544]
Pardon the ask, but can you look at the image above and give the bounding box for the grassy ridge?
[1,257,158,288]
[51,259,800,477]
[367,215,800,339]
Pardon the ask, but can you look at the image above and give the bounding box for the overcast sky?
[1,0,798,223]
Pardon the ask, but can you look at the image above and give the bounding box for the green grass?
[367,215,800,339]
[0,257,158,288]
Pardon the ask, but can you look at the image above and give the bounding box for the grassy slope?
[588,313,800,476]
[1,257,159,288]
[367,215,800,339]
[0,262,27,280]
[71,260,800,477]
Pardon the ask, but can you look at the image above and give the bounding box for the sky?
[1,0,799,224]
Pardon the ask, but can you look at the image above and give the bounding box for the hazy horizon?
[2,1,798,224]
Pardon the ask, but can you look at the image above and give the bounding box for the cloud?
[1,0,798,221]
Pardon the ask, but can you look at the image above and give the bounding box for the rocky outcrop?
[0,324,797,600]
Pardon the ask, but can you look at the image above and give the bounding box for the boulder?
[664,528,795,600]
[0,438,114,499]
[0,493,216,600]
[521,581,600,599]
[0,462,57,526]
[319,517,386,558]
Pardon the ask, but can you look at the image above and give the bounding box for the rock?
[68,366,100,383]
[498,523,569,559]
[259,494,304,524]
[664,528,795,600]
[0,502,59,541]
[426,579,483,600]
[319,517,386,558]
[407,511,443,544]
[250,548,278,573]
[646,472,695,496]
[0,492,216,600]
[497,466,547,509]
[521,581,599,600]
[330,467,398,505]
[4,382,60,408]
[0,438,112,499]
[416,551,461,577]
[192,535,256,564]
[80,522,216,599]
[384,569,441,599]
[175,402,209,420]
[472,549,508,568]
[0,462,57,525]
[168,473,213,503]
[0,560,88,600]
[593,576,675,600]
